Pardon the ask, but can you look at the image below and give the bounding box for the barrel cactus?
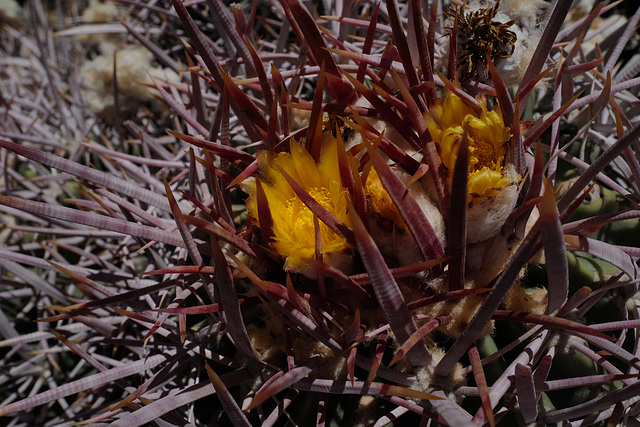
[1,0,640,425]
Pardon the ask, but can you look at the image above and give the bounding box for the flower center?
[282,186,341,250]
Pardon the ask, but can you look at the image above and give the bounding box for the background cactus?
[1,0,640,425]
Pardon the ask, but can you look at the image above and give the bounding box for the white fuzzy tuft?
[80,46,179,121]
[466,164,519,244]
[0,0,20,20]
[368,167,446,269]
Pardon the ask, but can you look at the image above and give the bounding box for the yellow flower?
[246,138,352,271]
[425,91,513,202]
[365,166,407,230]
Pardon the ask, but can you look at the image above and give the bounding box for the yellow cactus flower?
[365,166,407,230]
[425,91,513,202]
[246,138,352,272]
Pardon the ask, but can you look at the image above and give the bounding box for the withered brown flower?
[446,1,517,81]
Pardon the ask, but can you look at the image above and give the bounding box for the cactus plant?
[1,0,640,425]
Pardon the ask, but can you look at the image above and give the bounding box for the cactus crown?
[2,1,640,426]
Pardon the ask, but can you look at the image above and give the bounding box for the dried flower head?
[446,1,517,81]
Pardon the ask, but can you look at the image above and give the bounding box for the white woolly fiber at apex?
[466,164,519,244]
[0,0,20,20]
[80,46,179,117]
[369,167,446,269]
